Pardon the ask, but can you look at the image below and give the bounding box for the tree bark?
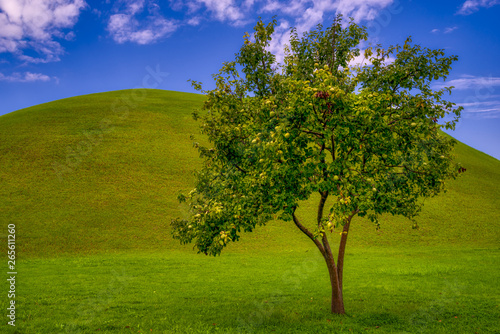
[323,243,345,314]
[336,219,351,301]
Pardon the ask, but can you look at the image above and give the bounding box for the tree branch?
[317,191,329,226]
[292,209,325,256]
[330,22,337,69]
[299,128,324,138]
[331,135,336,162]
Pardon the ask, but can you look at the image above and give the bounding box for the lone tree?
[172,16,463,314]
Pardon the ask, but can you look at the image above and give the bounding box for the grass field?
[7,248,500,333]
[0,89,499,333]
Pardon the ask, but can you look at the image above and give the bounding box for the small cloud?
[435,75,500,118]
[444,26,458,33]
[0,71,54,82]
[457,0,500,15]
[334,0,396,23]
[187,16,202,26]
[431,27,458,34]
[243,0,257,9]
[65,31,76,41]
[196,0,246,25]
[107,0,178,44]
[457,99,500,118]
[92,8,102,18]
[24,72,52,82]
[434,75,500,90]
[261,0,308,16]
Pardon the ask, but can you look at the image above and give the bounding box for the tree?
[171,15,463,314]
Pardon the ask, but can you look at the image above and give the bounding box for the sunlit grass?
[4,248,499,333]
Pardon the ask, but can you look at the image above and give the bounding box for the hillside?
[0,89,499,258]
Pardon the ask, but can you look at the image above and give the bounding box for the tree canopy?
[171,15,463,313]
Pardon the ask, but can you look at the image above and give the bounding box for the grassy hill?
[1,89,499,333]
[0,89,499,258]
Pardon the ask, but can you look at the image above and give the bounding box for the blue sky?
[1,0,499,159]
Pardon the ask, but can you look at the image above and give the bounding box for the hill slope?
[0,89,499,258]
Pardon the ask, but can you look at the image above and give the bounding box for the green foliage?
[172,16,463,256]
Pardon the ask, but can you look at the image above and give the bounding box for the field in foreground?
[5,248,500,333]
[0,89,499,333]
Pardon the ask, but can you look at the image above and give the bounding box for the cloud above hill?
[107,0,178,44]
[435,75,500,119]
[0,0,86,63]
[435,75,500,90]
[0,71,53,82]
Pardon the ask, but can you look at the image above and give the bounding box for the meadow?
[0,89,499,333]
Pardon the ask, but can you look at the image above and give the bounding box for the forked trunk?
[291,205,355,315]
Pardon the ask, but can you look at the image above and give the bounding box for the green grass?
[0,89,499,333]
[4,248,499,333]
[0,89,207,258]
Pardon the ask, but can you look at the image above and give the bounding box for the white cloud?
[434,76,500,118]
[432,26,458,34]
[259,0,395,33]
[261,0,309,17]
[444,26,458,33]
[457,99,500,118]
[457,0,500,15]
[197,0,246,24]
[0,71,53,82]
[243,0,257,9]
[267,20,291,64]
[175,0,397,31]
[127,0,145,15]
[260,0,283,13]
[435,75,500,90]
[64,31,76,41]
[24,72,52,82]
[0,0,86,63]
[107,0,178,44]
[187,16,202,26]
[173,0,247,26]
[334,0,394,23]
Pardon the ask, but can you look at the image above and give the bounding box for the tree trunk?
[326,218,352,313]
[324,251,345,314]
